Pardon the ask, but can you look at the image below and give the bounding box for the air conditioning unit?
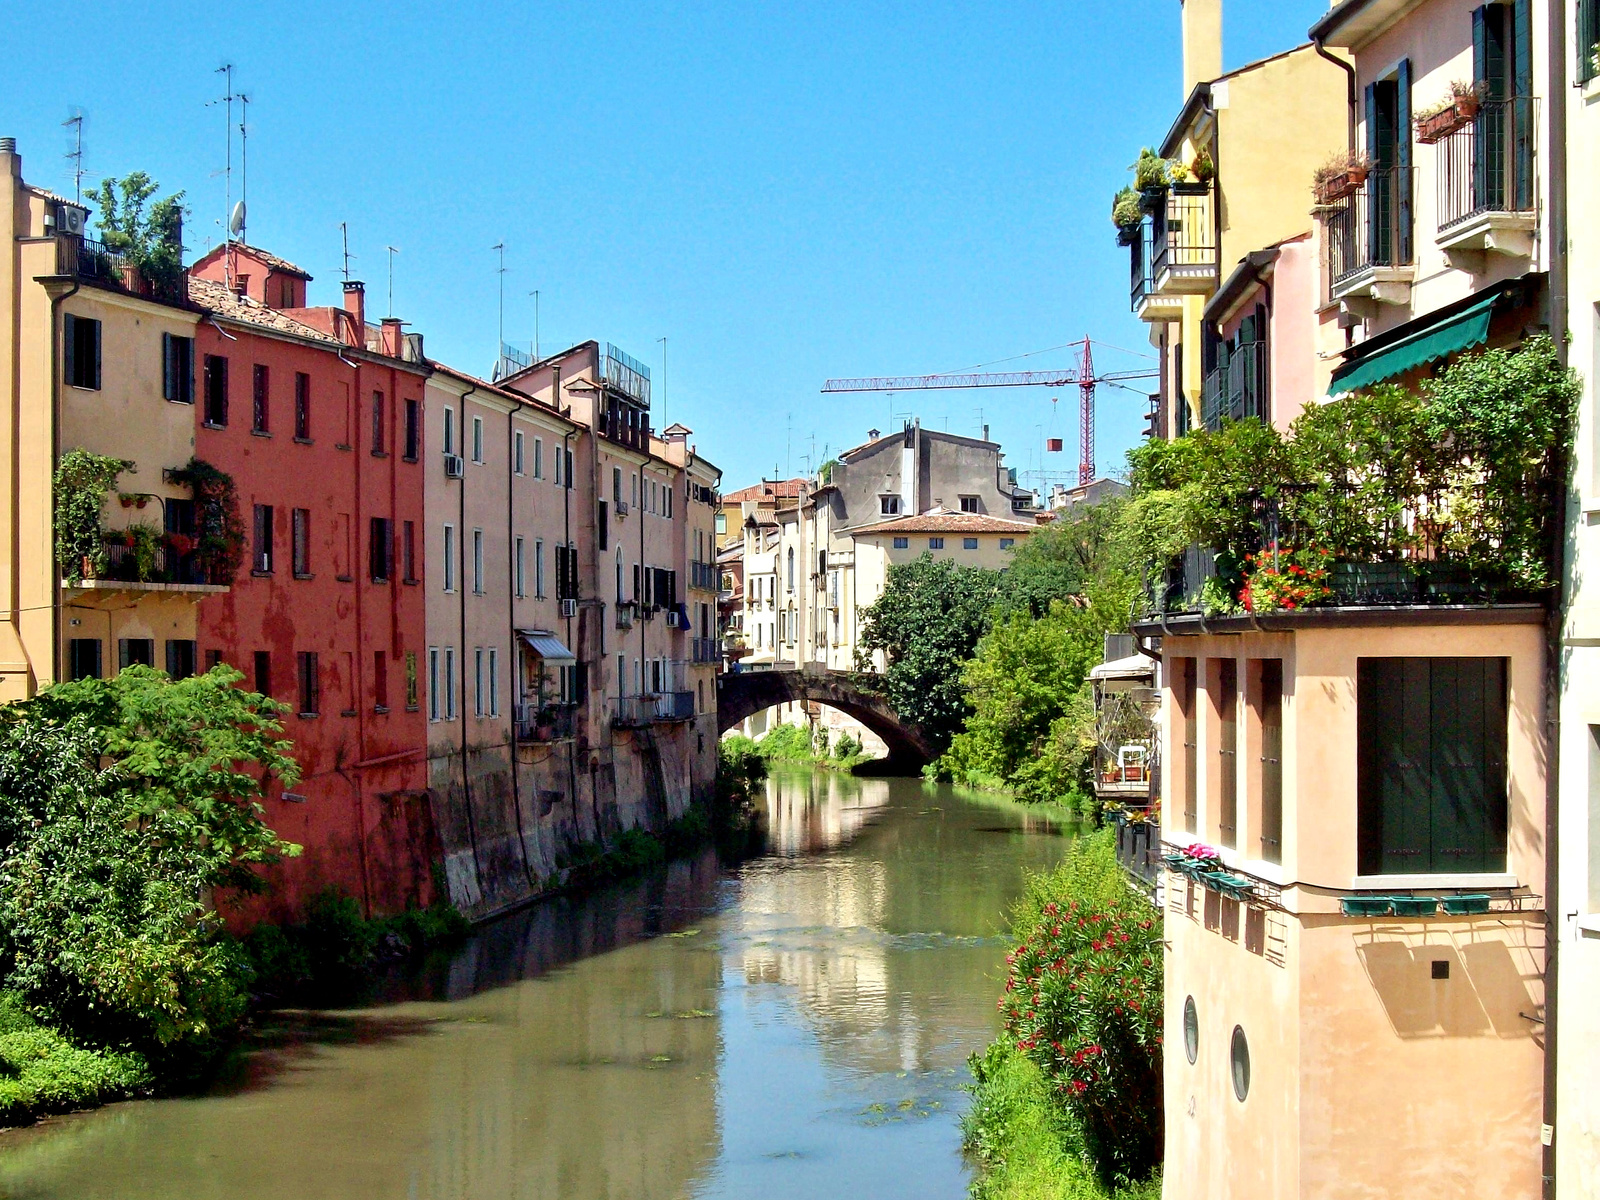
[443,454,465,478]
[665,610,683,628]
[615,501,629,516]
[56,204,87,237]
[560,598,578,618]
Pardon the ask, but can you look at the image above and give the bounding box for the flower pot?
[119,496,133,507]
[1416,106,1470,144]
[1313,168,1367,207]
[1452,94,1480,121]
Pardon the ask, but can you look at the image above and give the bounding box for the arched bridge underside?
[717,666,936,773]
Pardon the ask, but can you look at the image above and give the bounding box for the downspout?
[1543,1,1568,1192]
[47,279,80,686]
[1313,37,1359,153]
[455,383,485,893]
[506,402,535,890]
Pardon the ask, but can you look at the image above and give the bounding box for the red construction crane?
[822,338,1158,487]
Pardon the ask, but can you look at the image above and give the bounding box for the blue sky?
[4,0,1327,491]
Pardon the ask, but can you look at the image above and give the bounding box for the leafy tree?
[0,667,300,1051]
[856,554,1001,749]
[86,172,186,299]
[53,448,130,585]
[1000,497,1132,617]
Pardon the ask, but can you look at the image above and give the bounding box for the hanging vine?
[168,459,244,585]
[54,449,131,585]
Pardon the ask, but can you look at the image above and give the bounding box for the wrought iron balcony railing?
[1436,97,1537,231]
[1324,167,1415,291]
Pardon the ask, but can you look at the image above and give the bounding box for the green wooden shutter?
[1511,0,1533,209]
[1396,59,1413,263]
[1259,660,1284,864]
[63,314,76,387]
[1219,659,1238,848]
[1429,658,1508,872]
[1179,658,1198,834]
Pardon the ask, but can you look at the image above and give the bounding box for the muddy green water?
[0,767,1071,1200]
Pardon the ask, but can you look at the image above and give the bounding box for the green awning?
[1328,292,1499,394]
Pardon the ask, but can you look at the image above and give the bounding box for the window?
[253,504,274,574]
[928,537,944,550]
[442,525,455,592]
[1217,658,1238,849]
[471,416,483,463]
[488,648,499,717]
[402,521,417,582]
[252,364,270,433]
[892,536,909,549]
[472,529,484,594]
[533,437,543,478]
[294,372,311,438]
[443,407,455,456]
[554,444,563,486]
[959,496,980,513]
[65,314,100,390]
[514,430,524,474]
[1183,996,1199,1065]
[613,466,624,504]
[204,355,229,426]
[786,548,795,593]
[254,650,271,696]
[371,391,386,454]
[292,508,311,576]
[1176,658,1197,834]
[536,539,546,598]
[404,399,420,460]
[165,639,197,681]
[564,448,574,488]
[405,651,418,710]
[880,495,900,516]
[119,638,154,670]
[1588,726,1600,910]
[1230,1026,1250,1102]
[443,648,456,719]
[374,650,388,711]
[598,501,609,550]
[428,648,440,721]
[69,638,102,680]
[962,537,979,550]
[715,512,726,535]
[1258,659,1284,864]
[515,536,526,598]
[163,333,194,403]
[474,648,485,716]
[1583,0,1600,85]
[999,538,1015,550]
[1357,657,1508,875]
[370,518,392,583]
[297,651,320,716]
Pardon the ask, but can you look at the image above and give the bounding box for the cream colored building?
[0,138,224,699]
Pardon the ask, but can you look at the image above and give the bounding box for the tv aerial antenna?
[62,109,87,203]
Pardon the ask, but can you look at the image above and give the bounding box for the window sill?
[251,569,273,579]
[372,578,391,586]
[203,422,227,431]
[340,709,357,718]
[293,572,314,581]
[168,398,195,406]
[374,705,389,715]
[1584,76,1600,104]
[335,574,354,583]
[402,455,418,464]
[406,704,419,713]
[335,443,352,451]
[294,436,314,445]
[371,450,389,459]
[1577,914,1600,936]
[1349,872,1518,891]
[69,385,101,393]
[251,429,272,438]
[297,712,319,720]
[403,577,419,586]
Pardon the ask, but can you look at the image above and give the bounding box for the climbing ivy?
[168,459,244,585]
[53,449,130,585]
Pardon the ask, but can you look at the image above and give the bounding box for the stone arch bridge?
[717,665,936,773]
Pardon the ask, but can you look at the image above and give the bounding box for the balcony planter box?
[1341,895,1395,917]
[1116,224,1140,247]
[1441,894,1492,915]
[1416,98,1477,145]
[1313,167,1368,207]
[1329,561,1417,604]
[1390,896,1439,917]
[1138,186,1169,214]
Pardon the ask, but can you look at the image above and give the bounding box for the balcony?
[1130,220,1183,323]
[692,637,720,663]
[1435,97,1538,264]
[1200,340,1269,431]
[515,702,577,743]
[689,560,719,591]
[1150,184,1218,296]
[615,601,636,630]
[612,691,695,727]
[70,534,228,595]
[1323,167,1415,311]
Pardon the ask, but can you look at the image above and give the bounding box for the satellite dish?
[228,200,246,238]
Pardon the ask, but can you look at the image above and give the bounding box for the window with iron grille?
[69,638,102,680]
[252,364,270,433]
[374,650,388,711]
[1582,0,1600,84]
[254,650,271,696]
[165,639,197,681]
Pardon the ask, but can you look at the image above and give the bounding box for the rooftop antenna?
[786,412,792,478]
[339,222,354,281]
[62,110,86,203]
[235,91,250,245]
[529,289,540,361]
[657,335,667,428]
[208,64,236,284]
[386,246,400,317]
[492,242,506,350]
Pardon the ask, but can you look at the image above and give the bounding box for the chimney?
[1181,0,1223,96]
[381,317,403,358]
[343,280,366,338]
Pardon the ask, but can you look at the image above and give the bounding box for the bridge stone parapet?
[716,665,936,773]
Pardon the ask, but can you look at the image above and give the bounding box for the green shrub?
[753,722,816,761]
[834,732,862,760]
[0,992,152,1127]
[1000,832,1163,1188]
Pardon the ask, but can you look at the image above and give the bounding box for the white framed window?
[428,647,440,721]
[533,437,544,478]
[616,547,624,600]
[514,430,525,475]
[535,539,546,599]
[613,465,623,504]
[472,529,484,594]
[474,648,484,716]
[554,445,563,486]
[488,648,499,717]
[442,524,456,592]
[631,472,638,508]
[515,537,526,598]
[472,415,484,463]
[617,653,626,696]
[664,484,672,519]
[443,647,456,719]
[443,407,455,456]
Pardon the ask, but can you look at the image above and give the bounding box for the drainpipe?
[1542,2,1568,1192]
[48,278,80,686]
[1313,36,1359,153]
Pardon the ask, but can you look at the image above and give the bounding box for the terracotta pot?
[1417,106,1470,144]
[1314,171,1364,206]
[1453,94,1481,121]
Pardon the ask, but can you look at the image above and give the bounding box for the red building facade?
[188,244,434,922]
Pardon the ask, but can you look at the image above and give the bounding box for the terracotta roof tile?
[721,478,807,503]
[860,511,1036,536]
[188,276,342,344]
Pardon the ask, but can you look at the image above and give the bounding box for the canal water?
[0,766,1072,1200]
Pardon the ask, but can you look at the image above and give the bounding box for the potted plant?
[1133,147,1170,205]
[1415,81,1483,143]
[1191,147,1216,186]
[1312,150,1373,206]
[1112,187,1143,244]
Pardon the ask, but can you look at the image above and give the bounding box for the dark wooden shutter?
[1430,658,1507,873]
[1178,658,1198,835]
[1511,0,1533,209]
[63,314,76,386]
[1259,660,1284,864]
[1396,58,1413,263]
[1218,659,1238,848]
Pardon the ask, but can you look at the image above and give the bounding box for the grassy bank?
[963,1043,1160,1200]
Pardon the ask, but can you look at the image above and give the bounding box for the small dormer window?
[959,495,980,513]
[880,495,901,516]
[279,277,295,308]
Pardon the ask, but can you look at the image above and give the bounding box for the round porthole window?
[1183,996,1199,1065]
[1230,1025,1250,1102]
